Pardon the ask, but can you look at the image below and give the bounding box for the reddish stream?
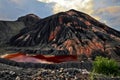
[2,52,77,64]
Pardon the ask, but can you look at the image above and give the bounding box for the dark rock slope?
[0,14,40,47]
[17,14,40,27]
[7,9,120,58]
[0,21,25,47]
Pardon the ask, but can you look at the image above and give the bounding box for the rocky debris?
[0,65,119,80]
[32,68,120,80]
[9,9,120,59]
[0,59,119,80]
[0,70,17,80]
[17,14,40,27]
[0,61,91,80]
[32,68,90,80]
[0,62,90,80]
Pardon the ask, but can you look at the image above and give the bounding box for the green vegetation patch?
[92,56,120,77]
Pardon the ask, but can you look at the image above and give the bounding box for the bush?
[92,56,119,76]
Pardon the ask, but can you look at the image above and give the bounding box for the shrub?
[92,56,119,76]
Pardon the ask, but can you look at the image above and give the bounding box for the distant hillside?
[0,14,40,47]
[0,21,25,47]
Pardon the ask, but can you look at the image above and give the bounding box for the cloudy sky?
[0,0,120,31]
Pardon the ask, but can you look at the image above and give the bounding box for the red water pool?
[2,52,77,64]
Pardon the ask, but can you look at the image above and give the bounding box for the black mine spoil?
[0,58,92,70]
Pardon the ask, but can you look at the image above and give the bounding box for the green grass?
[90,56,120,80]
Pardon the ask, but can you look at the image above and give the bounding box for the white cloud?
[94,5,120,31]
[96,6,120,14]
[37,0,94,15]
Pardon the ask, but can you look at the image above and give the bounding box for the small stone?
[10,71,15,75]
[51,71,55,74]
[59,69,63,73]
[74,76,77,80]
[82,69,90,75]
[16,76,20,80]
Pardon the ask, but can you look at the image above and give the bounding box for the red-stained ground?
[2,52,77,64]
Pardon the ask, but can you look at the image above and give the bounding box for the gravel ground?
[0,62,90,80]
[0,59,120,80]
